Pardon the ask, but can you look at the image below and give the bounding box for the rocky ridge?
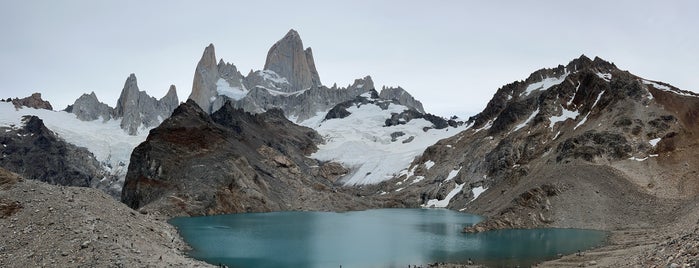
[121,100,383,216]
[373,55,699,232]
[187,29,424,122]
[4,93,53,110]
[66,74,179,135]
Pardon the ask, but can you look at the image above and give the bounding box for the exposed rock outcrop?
[121,100,377,216]
[379,86,425,113]
[115,74,179,135]
[66,74,179,135]
[64,92,114,121]
[0,116,108,189]
[263,29,321,92]
[10,93,53,110]
[185,31,432,123]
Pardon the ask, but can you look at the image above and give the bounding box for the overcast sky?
[2,0,697,117]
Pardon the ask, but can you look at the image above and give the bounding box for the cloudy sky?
[2,0,697,117]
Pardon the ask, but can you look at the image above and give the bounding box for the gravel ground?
[0,168,212,267]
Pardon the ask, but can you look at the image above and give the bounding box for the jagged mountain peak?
[264,29,321,92]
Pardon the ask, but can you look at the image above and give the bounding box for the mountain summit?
[264,29,321,92]
[184,29,424,122]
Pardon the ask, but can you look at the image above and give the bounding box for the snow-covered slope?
[0,102,149,190]
[300,93,465,185]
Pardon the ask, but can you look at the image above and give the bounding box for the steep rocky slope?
[374,55,699,233]
[0,115,123,197]
[121,100,381,217]
[0,168,210,267]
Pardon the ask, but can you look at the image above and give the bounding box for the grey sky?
[2,0,697,118]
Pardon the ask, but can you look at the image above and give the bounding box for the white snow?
[424,160,435,170]
[303,101,466,185]
[471,186,487,200]
[641,79,697,98]
[411,176,425,184]
[356,84,364,89]
[216,78,249,100]
[628,156,648,161]
[574,114,589,130]
[549,107,579,129]
[259,70,289,84]
[444,167,461,182]
[649,138,661,147]
[512,108,538,132]
[574,91,604,130]
[0,102,149,180]
[524,73,569,96]
[596,72,612,81]
[422,183,465,208]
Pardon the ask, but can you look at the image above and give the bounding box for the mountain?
[5,93,53,110]
[186,29,425,122]
[372,55,699,232]
[121,100,379,216]
[263,29,321,91]
[301,89,462,185]
[0,114,123,197]
[66,73,179,135]
[1,99,150,198]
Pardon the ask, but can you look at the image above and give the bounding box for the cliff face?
[373,55,699,231]
[263,29,321,92]
[121,100,377,216]
[115,74,179,135]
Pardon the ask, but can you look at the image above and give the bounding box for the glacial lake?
[170,209,607,267]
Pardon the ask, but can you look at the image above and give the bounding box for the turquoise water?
[170,209,606,267]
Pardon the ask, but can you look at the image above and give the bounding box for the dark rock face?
[121,100,374,216]
[556,131,632,162]
[0,116,105,188]
[10,93,53,110]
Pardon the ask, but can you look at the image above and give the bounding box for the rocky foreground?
[0,168,211,267]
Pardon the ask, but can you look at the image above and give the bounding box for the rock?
[11,93,53,110]
[115,74,179,135]
[0,116,108,188]
[64,92,114,121]
[263,29,321,92]
[80,240,90,249]
[188,44,218,113]
[379,86,425,113]
[121,100,375,216]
